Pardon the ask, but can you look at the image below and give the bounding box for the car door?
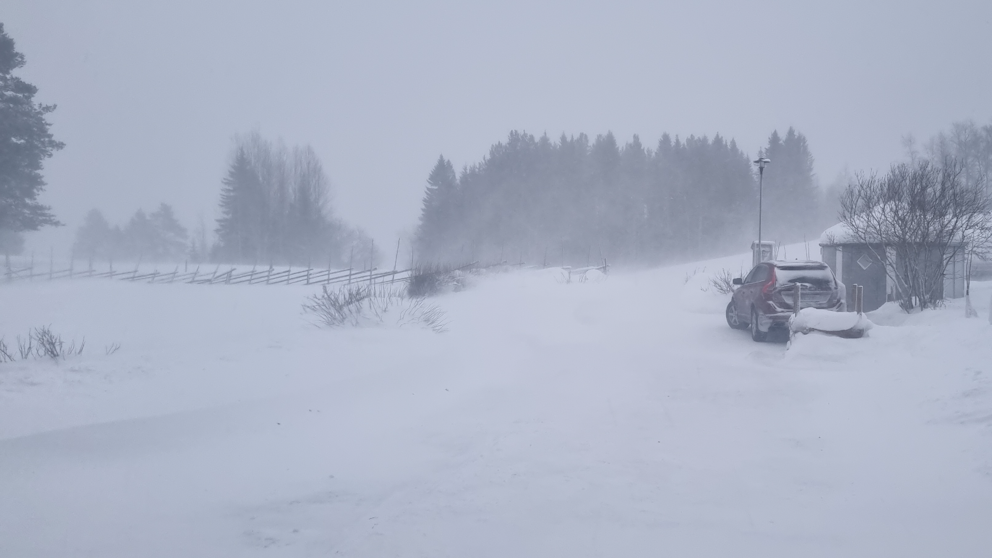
[735,265,762,317]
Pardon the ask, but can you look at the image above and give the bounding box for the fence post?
[369,239,374,285]
[852,284,864,314]
[392,239,400,284]
[348,247,354,285]
[793,284,801,315]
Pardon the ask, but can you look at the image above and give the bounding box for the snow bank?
[3,252,992,557]
[677,267,731,313]
[790,308,874,334]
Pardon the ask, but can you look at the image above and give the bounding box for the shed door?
[843,246,887,311]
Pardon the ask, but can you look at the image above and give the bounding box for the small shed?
[819,223,967,312]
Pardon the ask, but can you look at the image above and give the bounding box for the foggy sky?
[5,0,992,255]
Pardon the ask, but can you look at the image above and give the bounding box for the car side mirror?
[732,278,743,286]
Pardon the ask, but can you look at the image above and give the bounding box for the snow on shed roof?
[819,221,973,246]
[819,222,871,245]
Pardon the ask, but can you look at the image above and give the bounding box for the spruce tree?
[760,128,817,241]
[149,203,188,261]
[215,149,265,262]
[0,23,63,232]
[72,209,113,261]
[415,156,458,260]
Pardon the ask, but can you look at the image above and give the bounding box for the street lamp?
[753,157,771,248]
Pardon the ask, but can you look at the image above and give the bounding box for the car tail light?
[761,268,777,295]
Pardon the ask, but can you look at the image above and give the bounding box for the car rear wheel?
[750,307,767,342]
[726,301,747,330]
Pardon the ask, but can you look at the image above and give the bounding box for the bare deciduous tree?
[839,158,992,311]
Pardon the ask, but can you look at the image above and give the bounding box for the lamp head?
[752,157,771,168]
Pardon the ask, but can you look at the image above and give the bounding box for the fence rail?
[4,253,608,290]
[2,257,415,288]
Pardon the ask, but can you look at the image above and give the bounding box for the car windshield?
[775,265,834,289]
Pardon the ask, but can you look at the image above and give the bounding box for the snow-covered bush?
[304,284,448,333]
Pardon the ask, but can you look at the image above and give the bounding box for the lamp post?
[753,157,771,248]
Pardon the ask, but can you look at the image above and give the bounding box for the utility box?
[751,241,776,267]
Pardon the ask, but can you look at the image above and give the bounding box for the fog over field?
[4,0,991,255]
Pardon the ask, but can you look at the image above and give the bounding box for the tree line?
[212,131,373,267]
[903,119,992,193]
[72,204,190,263]
[68,132,375,267]
[414,128,825,266]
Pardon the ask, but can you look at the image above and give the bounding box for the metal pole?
[758,165,764,248]
[752,157,770,262]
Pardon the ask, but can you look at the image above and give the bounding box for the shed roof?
[819,221,970,247]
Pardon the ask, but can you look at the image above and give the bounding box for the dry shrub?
[407,263,465,298]
[709,268,738,295]
[0,326,93,363]
[304,284,448,333]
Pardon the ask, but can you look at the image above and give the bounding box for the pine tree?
[415,156,458,261]
[760,127,818,241]
[0,23,63,232]
[215,148,265,262]
[72,209,113,261]
[149,203,188,261]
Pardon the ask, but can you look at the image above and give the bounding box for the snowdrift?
[789,307,874,338]
[3,244,992,557]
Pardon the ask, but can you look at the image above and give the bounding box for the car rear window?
[775,265,834,289]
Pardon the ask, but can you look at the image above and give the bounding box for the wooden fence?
[2,257,414,288]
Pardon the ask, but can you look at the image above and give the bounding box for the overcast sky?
[6,0,992,255]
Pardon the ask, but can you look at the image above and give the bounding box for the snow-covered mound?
[790,307,874,334]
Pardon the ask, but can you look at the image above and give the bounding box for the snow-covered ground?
[2,247,991,557]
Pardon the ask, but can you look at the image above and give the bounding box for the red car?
[726,260,844,342]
